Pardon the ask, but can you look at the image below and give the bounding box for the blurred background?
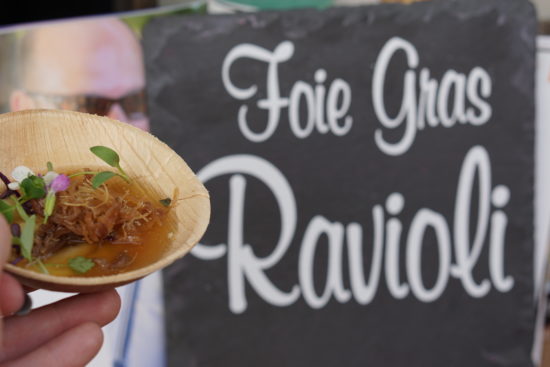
[0,0,548,33]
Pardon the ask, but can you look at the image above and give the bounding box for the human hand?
[0,216,121,366]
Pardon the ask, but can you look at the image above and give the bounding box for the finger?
[3,322,103,367]
[0,216,25,316]
[2,289,120,362]
[0,215,10,265]
[0,215,25,348]
[0,272,24,316]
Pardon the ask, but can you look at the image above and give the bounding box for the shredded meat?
[32,222,83,258]
[31,176,167,259]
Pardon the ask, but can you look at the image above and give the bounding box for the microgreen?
[19,175,46,202]
[20,215,36,261]
[159,198,172,207]
[0,200,15,223]
[13,198,29,221]
[90,146,120,166]
[43,192,56,223]
[0,146,132,270]
[91,171,118,189]
[90,146,130,183]
[68,256,95,274]
[41,175,70,224]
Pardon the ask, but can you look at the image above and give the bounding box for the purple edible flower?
[10,223,20,237]
[50,174,70,193]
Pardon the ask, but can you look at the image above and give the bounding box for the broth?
[10,173,173,277]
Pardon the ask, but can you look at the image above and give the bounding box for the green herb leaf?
[13,198,29,221]
[43,192,56,223]
[68,256,95,274]
[159,198,172,207]
[20,215,36,261]
[90,146,120,167]
[91,171,117,189]
[117,170,130,183]
[47,161,54,172]
[90,146,130,183]
[0,200,15,223]
[20,175,46,201]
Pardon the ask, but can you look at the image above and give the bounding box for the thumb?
[0,215,25,317]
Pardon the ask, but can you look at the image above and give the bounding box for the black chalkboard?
[143,0,537,365]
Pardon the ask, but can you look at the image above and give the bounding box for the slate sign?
[143,0,537,365]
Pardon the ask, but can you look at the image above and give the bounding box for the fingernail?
[15,294,32,316]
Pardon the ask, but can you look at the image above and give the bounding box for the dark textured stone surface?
[143,1,537,366]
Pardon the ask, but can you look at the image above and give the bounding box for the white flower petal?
[7,182,20,190]
[11,166,34,183]
[43,171,59,185]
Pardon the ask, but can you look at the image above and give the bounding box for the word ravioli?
[193,145,511,314]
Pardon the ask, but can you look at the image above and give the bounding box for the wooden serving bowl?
[0,109,210,292]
